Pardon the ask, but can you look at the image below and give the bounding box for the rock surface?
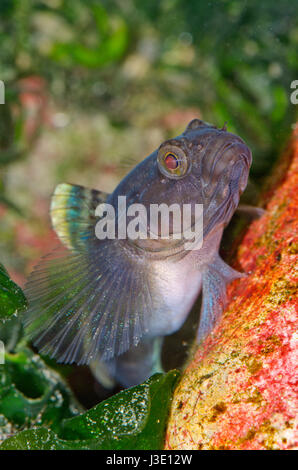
[165,127,298,450]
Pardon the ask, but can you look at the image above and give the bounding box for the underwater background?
[0,0,297,449]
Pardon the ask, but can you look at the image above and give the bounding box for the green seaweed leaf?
[0,428,82,450]
[0,347,80,442]
[1,370,180,450]
[0,264,27,322]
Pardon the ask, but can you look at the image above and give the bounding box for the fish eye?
[157,146,189,179]
[164,153,178,170]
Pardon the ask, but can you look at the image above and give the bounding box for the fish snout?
[214,138,252,198]
[221,138,252,167]
[232,142,252,193]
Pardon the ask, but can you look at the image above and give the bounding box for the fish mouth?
[203,137,251,190]
[200,139,252,238]
[215,139,251,174]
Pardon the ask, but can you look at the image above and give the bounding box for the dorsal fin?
[50,183,109,251]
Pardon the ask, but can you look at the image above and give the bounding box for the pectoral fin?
[24,241,155,364]
[197,255,245,342]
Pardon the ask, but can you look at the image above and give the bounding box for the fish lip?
[220,139,252,173]
[240,149,252,169]
[202,139,251,189]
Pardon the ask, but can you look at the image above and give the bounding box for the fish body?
[24,119,252,388]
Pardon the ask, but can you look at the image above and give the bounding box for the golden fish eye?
[157,147,189,179]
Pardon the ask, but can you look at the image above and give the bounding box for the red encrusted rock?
[165,126,298,450]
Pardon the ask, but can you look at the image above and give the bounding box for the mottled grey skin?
[24,119,252,389]
[97,119,252,387]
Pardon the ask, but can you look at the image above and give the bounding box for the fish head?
[154,118,251,205]
[112,118,252,251]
